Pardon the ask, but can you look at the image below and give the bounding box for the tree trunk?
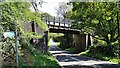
[110,30,114,43]
[105,34,110,44]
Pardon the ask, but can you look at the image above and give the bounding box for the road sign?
[2,31,15,38]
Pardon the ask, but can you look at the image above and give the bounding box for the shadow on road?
[49,43,120,68]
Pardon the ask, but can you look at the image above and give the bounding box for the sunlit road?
[49,39,120,68]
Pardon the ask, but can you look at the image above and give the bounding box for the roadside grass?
[19,48,61,68]
[19,33,62,68]
[66,48,77,53]
[56,42,61,46]
[80,50,120,64]
[48,41,61,47]
[30,53,61,68]
[48,33,64,38]
[48,33,63,47]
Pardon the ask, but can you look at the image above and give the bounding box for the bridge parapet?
[41,16,73,28]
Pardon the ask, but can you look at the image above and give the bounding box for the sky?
[38,0,69,16]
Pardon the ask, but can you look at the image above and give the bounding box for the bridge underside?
[49,28,80,34]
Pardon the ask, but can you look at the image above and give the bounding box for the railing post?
[53,17,55,28]
[64,18,65,30]
[45,15,48,24]
[48,16,50,28]
[59,17,60,29]
[68,20,70,30]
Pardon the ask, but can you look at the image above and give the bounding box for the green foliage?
[18,39,61,68]
[69,2,120,44]
[89,45,116,56]
[48,42,60,47]
[19,46,61,68]
[23,11,48,31]
[22,32,42,39]
[53,34,74,50]
[41,12,53,18]
[80,50,120,64]
[89,40,119,56]
[80,40,120,63]
[1,38,16,66]
[66,47,77,53]
[1,2,29,30]
[1,2,48,32]
[30,54,60,67]
[49,33,64,39]
[94,37,107,46]
[0,2,49,67]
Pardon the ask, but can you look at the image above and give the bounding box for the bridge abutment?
[74,34,92,52]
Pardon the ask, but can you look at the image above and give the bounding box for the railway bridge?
[41,16,92,52]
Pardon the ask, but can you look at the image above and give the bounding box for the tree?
[68,2,120,44]
[1,1,48,31]
[0,2,48,66]
[55,2,72,18]
[41,12,53,18]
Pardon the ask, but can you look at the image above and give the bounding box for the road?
[49,45,120,68]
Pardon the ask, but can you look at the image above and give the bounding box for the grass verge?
[80,50,120,64]
[19,48,61,68]
[66,48,77,53]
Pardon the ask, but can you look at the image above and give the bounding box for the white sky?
[39,0,69,16]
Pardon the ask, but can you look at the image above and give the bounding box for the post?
[68,20,69,30]
[64,18,65,29]
[30,21,35,44]
[46,15,48,24]
[87,33,91,49]
[44,31,48,52]
[48,16,50,28]
[59,17,60,29]
[15,21,18,67]
[53,17,55,28]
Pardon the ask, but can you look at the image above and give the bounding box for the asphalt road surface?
[49,45,120,68]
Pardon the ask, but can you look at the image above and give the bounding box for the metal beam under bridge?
[49,28,80,34]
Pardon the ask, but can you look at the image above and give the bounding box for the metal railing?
[41,16,74,29]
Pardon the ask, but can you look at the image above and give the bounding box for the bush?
[53,34,74,50]
[1,38,16,66]
[66,47,77,53]
[89,42,119,57]
[80,41,120,63]
[19,44,61,68]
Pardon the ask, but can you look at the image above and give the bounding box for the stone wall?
[22,21,32,32]
[22,21,44,35]
[22,21,46,53]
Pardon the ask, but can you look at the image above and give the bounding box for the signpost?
[14,21,19,67]
[2,31,15,38]
[2,30,18,66]
[2,22,19,67]
[15,29,18,67]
